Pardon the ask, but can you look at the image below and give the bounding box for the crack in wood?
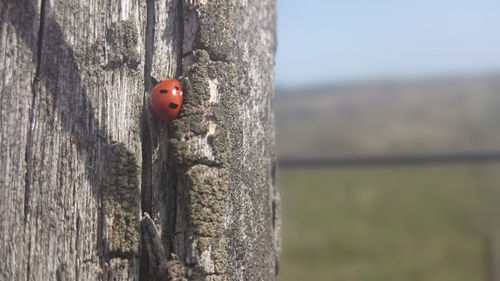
[23,1,47,279]
[35,0,47,78]
[144,0,155,94]
[140,1,160,280]
[176,0,184,77]
[140,0,187,277]
[75,215,81,281]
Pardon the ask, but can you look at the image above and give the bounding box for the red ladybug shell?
[151,79,183,122]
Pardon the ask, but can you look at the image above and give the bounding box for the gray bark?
[0,0,278,280]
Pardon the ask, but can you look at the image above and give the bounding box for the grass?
[278,163,500,281]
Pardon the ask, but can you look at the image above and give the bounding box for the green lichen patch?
[101,143,141,255]
[208,62,239,168]
[170,6,242,277]
[169,50,223,168]
[170,50,240,169]
[77,38,106,72]
[184,164,229,277]
[170,50,211,145]
[186,165,227,244]
[182,50,211,109]
[212,237,228,275]
[209,62,239,122]
[195,0,237,61]
[105,20,140,70]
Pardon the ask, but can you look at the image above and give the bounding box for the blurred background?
[275,1,500,281]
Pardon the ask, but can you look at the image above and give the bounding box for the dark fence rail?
[279,151,500,167]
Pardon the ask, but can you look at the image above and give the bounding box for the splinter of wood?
[141,213,187,281]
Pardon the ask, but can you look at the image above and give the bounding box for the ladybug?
[151,79,183,122]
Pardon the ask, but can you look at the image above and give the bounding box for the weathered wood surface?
[0,0,278,280]
[1,0,146,280]
[174,1,280,280]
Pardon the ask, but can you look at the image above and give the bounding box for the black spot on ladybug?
[173,86,179,91]
[169,103,179,109]
[160,89,168,94]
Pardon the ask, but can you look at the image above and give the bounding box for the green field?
[278,163,500,281]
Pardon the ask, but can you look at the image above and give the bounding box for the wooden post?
[0,0,279,280]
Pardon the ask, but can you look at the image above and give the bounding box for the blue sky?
[276,0,500,87]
